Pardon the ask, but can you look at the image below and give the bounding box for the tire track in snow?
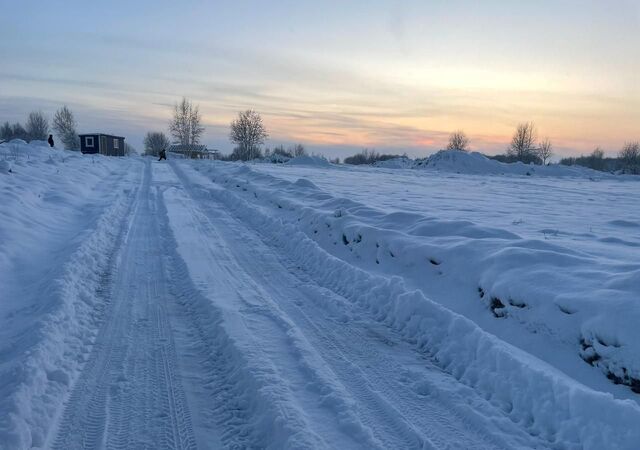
[159,163,374,449]
[167,163,438,449]
[52,162,197,450]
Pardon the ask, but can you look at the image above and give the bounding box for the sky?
[1,0,639,158]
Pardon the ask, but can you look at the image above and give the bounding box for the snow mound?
[255,153,291,164]
[416,150,610,178]
[1,139,63,158]
[28,140,51,148]
[416,150,506,174]
[293,178,319,190]
[285,155,331,167]
[373,157,414,169]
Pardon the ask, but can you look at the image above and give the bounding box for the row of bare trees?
[143,100,638,171]
[144,98,271,161]
[0,106,80,150]
[618,142,640,173]
[264,144,307,159]
[560,143,640,174]
[505,122,553,164]
[343,149,405,165]
[452,124,638,172]
[444,124,554,165]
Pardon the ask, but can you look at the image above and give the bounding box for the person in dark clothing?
[158,148,167,161]
[47,135,54,147]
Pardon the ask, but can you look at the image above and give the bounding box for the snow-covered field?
[1,141,639,449]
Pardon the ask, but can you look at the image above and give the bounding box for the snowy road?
[2,145,639,450]
[51,164,196,449]
[44,160,545,449]
[161,162,548,449]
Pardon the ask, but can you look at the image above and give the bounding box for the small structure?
[79,133,126,156]
[167,144,218,160]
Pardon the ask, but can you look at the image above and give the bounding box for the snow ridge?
[188,161,640,450]
[0,165,142,449]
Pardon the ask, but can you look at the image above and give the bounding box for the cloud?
[2,21,637,158]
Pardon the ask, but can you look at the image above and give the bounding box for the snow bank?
[416,150,507,174]
[0,141,142,447]
[364,150,620,178]
[285,155,332,167]
[255,153,291,164]
[372,157,414,169]
[185,161,640,449]
[216,165,640,395]
[414,150,612,178]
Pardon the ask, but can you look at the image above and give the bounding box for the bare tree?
[53,105,80,150]
[292,143,307,157]
[507,122,538,163]
[0,122,12,141]
[143,131,170,156]
[619,141,640,174]
[229,110,268,161]
[272,144,292,157]
[446,130,470,152]
[591,147,605,160]
[1,122,28,141]
[169,97,204,146]
[537,138,553,165]
[26,111,49,141]
[11,123,28,141]
[588,147,605,171]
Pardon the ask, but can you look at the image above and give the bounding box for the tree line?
[144,98,306,162]
[0,106,136,155]
[343,149,405,165]
[148,102,639,173]
[338,123,638,173]
[559,143,640,174]
[5,97,634,172]
[0,106,80,149]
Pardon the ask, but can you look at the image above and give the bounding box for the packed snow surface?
[1,141,639,449]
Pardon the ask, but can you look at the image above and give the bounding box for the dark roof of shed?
[78,133,125,139]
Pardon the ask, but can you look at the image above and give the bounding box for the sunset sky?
[1,0,638,158]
